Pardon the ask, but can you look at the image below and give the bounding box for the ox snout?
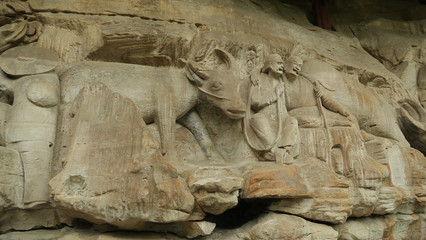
[225,101,246,119]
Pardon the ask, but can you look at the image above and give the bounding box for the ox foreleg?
[178,109,225,162]
[155,92,177,162]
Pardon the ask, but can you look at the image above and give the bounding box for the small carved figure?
[0,46,60,207]
[282,56,389,182]
[243,54,299,164]
[283,56,354,127]
[285,57,410,148]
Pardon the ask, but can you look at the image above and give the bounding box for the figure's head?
[261,54,284,78]
[284,56,303,81]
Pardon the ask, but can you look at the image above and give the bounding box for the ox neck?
[197,86,207,103]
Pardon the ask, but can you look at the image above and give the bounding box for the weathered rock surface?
[205,212,338,240]
[0,227,185,240]
[0,208,71,233]
[333,214,425,240]
[49,83,195,227]
[266,158,353,224]
[189,167,244,215]
[241,163,311,199]
[245,213,338,240]
[0,0,425,239]
[0,146,23,212]
[136,221,216,238]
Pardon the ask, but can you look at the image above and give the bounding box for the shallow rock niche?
[0,0,425,239]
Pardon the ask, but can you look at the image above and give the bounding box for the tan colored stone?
[398,98,426,154]
[36,24,103,70]
[136,221,216,239]
[0,0,425,238]
[334,214,424,240]
[0,208,71,233]
[49,83,195,227]
[207,212,338,240]
[247,213,338,240]
[0,146,23,211]
[400,147,426,214]
[189,167,244,215]
[0,227,185,240]
[0,46,60,207]
[373,186,404,215]
[58,49,245,166]
[268,158,352,224]
[241,163,310,199]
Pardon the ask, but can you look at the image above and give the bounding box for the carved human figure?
[0,46,59,207]
[283,56,354,127]
[282,56,381,178]
[243,54,299,164]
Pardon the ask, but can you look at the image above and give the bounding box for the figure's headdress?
[261,53,283,73]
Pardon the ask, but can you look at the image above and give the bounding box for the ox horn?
[185,61,209,86]
[214,48,237,71]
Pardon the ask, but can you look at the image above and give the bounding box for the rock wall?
[0,0,425,239]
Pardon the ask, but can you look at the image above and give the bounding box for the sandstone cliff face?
[49,83,196,226]
[0,0,425,239]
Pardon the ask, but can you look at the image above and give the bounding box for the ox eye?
[211,82,223,91]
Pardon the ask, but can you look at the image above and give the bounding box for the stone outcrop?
[189,167,244,215]
[206,213,339,240]
[245,213,339,240]
[334,214,425,240]
[0,0,424,239]
[49,83,195,227]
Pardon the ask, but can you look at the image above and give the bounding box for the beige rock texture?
[0,208,72,233]
[188,167,244,215]
[333,214,425,240]
[245,213,339,240]
[0,146,22,212]
[0,0,425,239]
[265,158,353,224]
[49,83,196,228]
[205,212,339,240]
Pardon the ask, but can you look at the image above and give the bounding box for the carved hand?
[343,110,351,117]
[347,113,356,122]
[275,83,284,97]
[266,95,277,105]
[313,81,322,98]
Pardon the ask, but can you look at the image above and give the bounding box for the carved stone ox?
[60,49,246,162]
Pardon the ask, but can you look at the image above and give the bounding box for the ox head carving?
[185,48,245,119]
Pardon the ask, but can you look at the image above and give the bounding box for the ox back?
[60,61,199,124]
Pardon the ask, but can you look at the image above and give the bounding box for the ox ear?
[214,48,237,71]
[185,61,210,87]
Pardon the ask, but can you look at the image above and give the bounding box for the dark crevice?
[71,218,93,229]
[249,0,263,9]
[1,223,69,234]
[204,199,275,229]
